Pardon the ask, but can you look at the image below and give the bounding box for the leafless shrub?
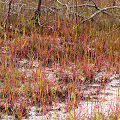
[0,0,120,29]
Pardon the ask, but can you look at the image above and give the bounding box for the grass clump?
[0,0,120,119]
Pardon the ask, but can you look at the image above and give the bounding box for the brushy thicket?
[0,0,120,119]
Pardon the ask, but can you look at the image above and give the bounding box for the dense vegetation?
[0,0,120,119]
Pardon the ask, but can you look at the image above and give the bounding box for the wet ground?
[1,59,120,120]
[26,74,120,120]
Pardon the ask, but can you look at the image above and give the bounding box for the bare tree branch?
[35,0,42,25]
[2,0,13,28]
[0,0,120,29]
[81,6,120,23]
[69,4,112,16]
[56,0,66,6]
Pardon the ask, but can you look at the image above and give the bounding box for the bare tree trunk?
[2,0,13,28]
[35,0,42,25]
[113,0,116,6]
[8,0,12,18]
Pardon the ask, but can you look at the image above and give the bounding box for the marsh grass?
[0,0,120,119]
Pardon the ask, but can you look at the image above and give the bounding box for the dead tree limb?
[81,6,120,23]
[2,0,13,28]
[35,0,42,25]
